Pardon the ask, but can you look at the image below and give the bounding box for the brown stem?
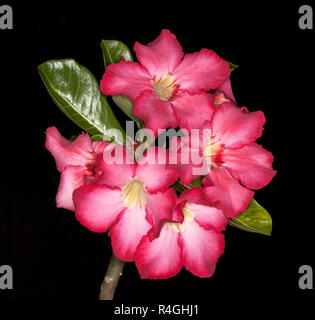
[98,253,125,300]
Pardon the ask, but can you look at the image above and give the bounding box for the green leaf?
[189,176,203,188]
[91,134,106,142]
[112,95,144,129]
[100,40,144,128]
[229,199,272,236]
[70,135,77,142]
[38,59,125,144]
[101,40,134,67]
[228,61,239,72]
[172,177,204,193]
[172,180,189,193]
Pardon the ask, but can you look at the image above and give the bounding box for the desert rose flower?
[169,102,276,218]
[101,29,230,134]
[135,187,227,279]
[213,77,236,107]
[45,127,109,211]
[72,146,179,262]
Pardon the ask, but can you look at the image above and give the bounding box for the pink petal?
[214,77,236,106]
[135,147,179,193]
[100,61,152,101]
[73,184,124,233]
[173,48,230,94]
[186,202,227,232]
[110,206,151,262]
[95,149,136,188]
[203,167,254,218]
[179,187,209,206]
[179,187,227,231]
[145,188,177,238]
[135,224,182,279]
[172,201,186,224]
[45,127,94,172]
[56,165,87,211]
[91,140,110,155]
[168,134,205,185]
[133,90,178,135]
[198,120,213,148]
[223,143,276,190]
[211,102,266,149]
[179,220,225,278]
[134,29,183,78]
[171,92,216,131]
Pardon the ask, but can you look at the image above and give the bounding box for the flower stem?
[98,253,125,300]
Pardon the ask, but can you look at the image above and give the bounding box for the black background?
[0,0,314,306]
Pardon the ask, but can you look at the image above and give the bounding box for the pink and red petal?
[100,61,152,101]
[214,78,236,106]
[211,102,266,149]
[168,134,206,185]
[173,48,230,94]
[178,188,227,231]
[135,147,179,193]
[73,184,124,233]
[110,206,151,262]
[56,165,87,211]
[45,127,94,172]
[203,167,254,218]
[171,92,216,131]
[94,147,136,188]
[222,143,276,190]
[179,220,225,278]
[91,140,110,155]
[179,187,209,206]
[135,224,182,279]
[134,29,183,78]
[133,90,178,135]
[197,120,213,149]
[186,203,227,232]
[145,188,177,238]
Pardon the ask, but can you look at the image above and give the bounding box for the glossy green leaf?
[38,59,125,144]
[112,96,144,129]
[228,61,239,72]
[91,134,106,142]
[101,40,133,67]
[229,199,272,236]
[100,40,144,127]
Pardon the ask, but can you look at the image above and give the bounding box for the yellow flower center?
[203,141,224,168]
[153,74,177,102]
[165,204,195,232]
[122,179,146,209]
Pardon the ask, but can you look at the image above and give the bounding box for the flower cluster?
[45,30,276,279]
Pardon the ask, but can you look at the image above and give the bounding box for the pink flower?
[135,187,227,279]
[169,102,276,218]
[101,29,230,134]
[72,146,179,262]
[213,77,236,107]
[45,127,109,211]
